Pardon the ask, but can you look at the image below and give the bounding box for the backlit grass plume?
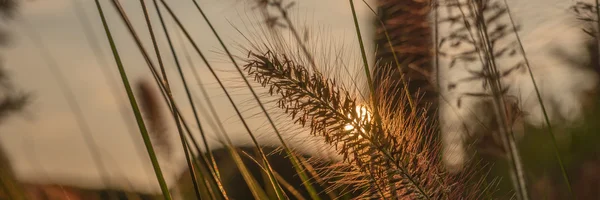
[242,50,484,199]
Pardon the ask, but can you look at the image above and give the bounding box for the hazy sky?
[0,0,375,194]
[1,0,594,196]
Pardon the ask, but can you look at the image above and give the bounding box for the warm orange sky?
[0,0,375,194]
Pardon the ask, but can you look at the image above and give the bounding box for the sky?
[0,0,375,194]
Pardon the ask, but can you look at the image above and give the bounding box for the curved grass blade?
[152,0,229,198]
[136,1,207,198]
[70,0,154,184]
[348,0,383,127]
[184,0,320,198]
[156,1,279,199]
[92,1,171,199]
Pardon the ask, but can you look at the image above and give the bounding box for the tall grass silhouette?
[1,0,599,199]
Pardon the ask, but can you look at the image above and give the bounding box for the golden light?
[344,105,373,138]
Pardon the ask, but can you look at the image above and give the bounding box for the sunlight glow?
[344,105,373,139]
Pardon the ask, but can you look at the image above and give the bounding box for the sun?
[344,105,373,138]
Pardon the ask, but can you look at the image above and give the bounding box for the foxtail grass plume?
[242,50,485,199]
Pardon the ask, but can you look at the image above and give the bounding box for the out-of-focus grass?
[2,0,600,199]
[471,97,600,199]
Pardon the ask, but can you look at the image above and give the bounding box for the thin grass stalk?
[131,2,214,200]
[151,0,226,198]
[250,1,371,103]
[142,78,226,198]
[137,1,206,198]
[175,112,216,199]
[112,0,240,198]
[450,1,525,197]
[253,149,278,199]
[174,31,224,139]
[231,8,367,101]
[348,1,435,198]
[346,11,396,184]
[433,12,500,191]
[177,127,205,199]
[108,0,178,110]
[176,105,231,199]
[184,0,323,198]
[70,0,153,183]
[502,0,573,197]
[220,147,270,199]
[348,0,379,120]
[155,2,274,199]
[141,66,231,199]
[296,155,339,199]
[138,0,169,89]
[184,140,219,200]
[187,1,321,198]
[111,0,215,177]
[239,150,308,200]
[347,4,395,196]
[142,84,234,198]
[92,1,171,198]
[172,23,232,198]
[360,0,415,111]
[19,20,113,188]
[237,2,340,199]
[266,0,318,72]
[135,0,176,153]
[179,132,209,199]
[433,0,440,92]
[107,0,177,108]
[461,1,528,199]
[272,169,308,200]
[162,5,282,196]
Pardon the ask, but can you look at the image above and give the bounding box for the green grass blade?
[92,1,172,199]
[156,2,274,199]
[70,0,154,182]
[347,0,382,125]
[175,26,252,200]
[152,0,228,198]
[137,1,207,198]
[185,1,322,198]
[111,0,239,198]
[348,3,406,198]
